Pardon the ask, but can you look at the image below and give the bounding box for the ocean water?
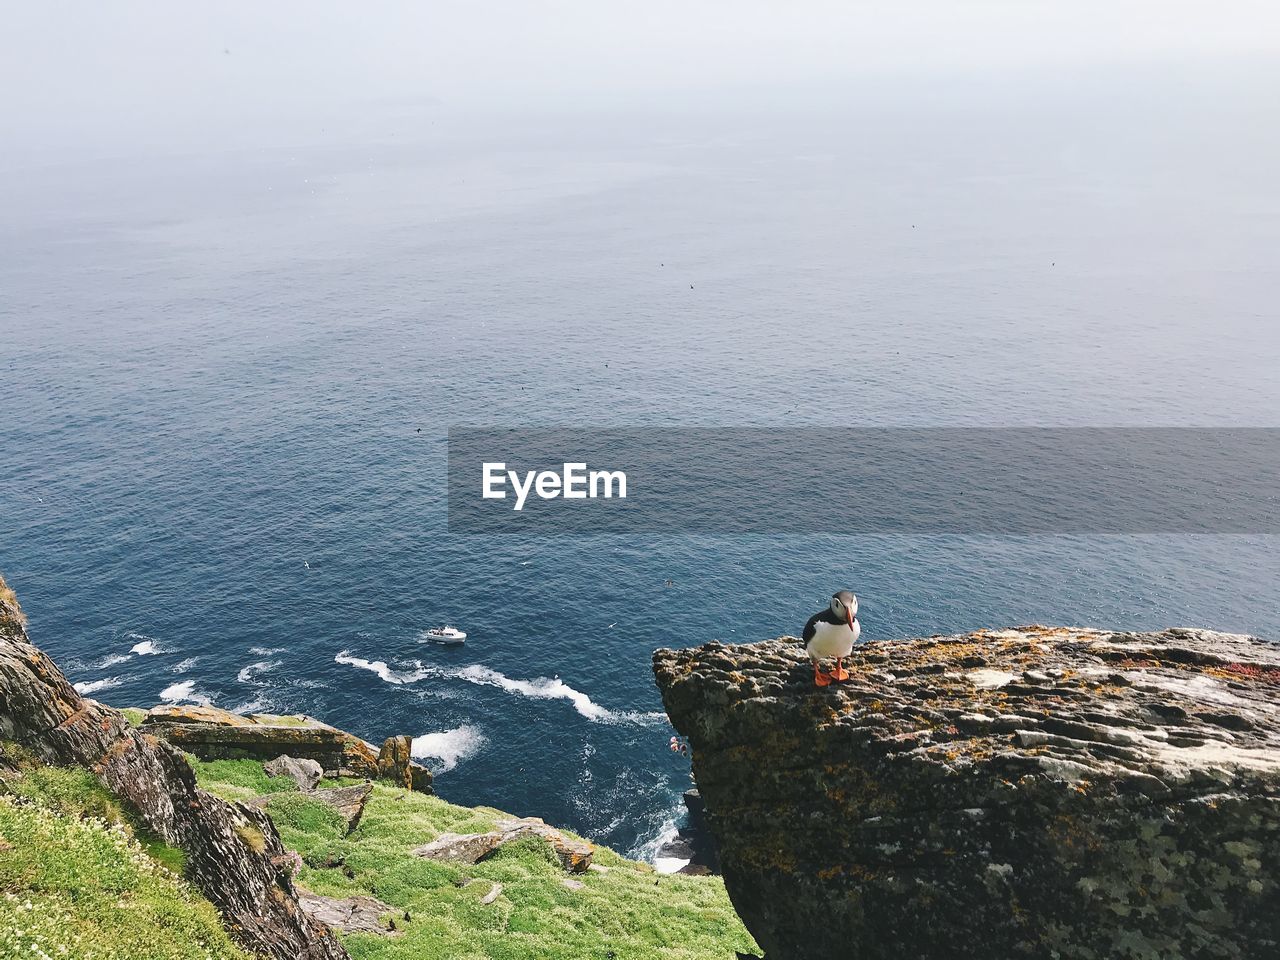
[2,66,1278,857]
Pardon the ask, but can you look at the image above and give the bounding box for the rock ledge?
[654,626,1280,960]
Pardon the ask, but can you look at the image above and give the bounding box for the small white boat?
[422,625,467,645]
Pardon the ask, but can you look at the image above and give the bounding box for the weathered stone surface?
[413,817,593,872]
[495,817,594,873]
[143,706,378,778]
[147,704,259,727]
[0,579,348,960]
[654,627,1280,960]
[413,830,505,864]
[376,735,433,794]
[376,735,413,788]
[336,732,380,778]
[311,782,373,833]
[265,755,324,791]
[297,890,401,936]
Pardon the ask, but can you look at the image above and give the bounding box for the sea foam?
[73,677,124,695]
[129,634,161,655]
[411,725,487,772]
[236,660,281,684]
[159,679,211,706]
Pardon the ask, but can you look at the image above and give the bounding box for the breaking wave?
[172,657,199,673]
[159,679,211,706]
[73,677,124,695]
[410,725,487,772]
[128,634,161,655]
[640,815,688,873]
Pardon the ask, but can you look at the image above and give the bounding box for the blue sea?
[2,64,1277,858]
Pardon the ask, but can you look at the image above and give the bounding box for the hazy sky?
[3,1,1278,160]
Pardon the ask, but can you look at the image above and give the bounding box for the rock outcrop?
[310,782,374,833]
[376,734,433,793]
[413,815,595,873]
[0,580,349,960]
[142,704,382,780]
[266,754,325,791]
[297,890,403,936]
[654,627,1280,960]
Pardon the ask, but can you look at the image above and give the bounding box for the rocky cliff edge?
[654,626,1280,960]
[0,579,349,960]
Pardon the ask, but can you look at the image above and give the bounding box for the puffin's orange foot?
[829,660,850,682]
[813,664,833,687]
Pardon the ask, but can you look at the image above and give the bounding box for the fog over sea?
[2,62,1278,857]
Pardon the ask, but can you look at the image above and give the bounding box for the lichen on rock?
[654,626,1280,960]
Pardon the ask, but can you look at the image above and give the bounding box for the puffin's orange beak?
[846,604,854,628]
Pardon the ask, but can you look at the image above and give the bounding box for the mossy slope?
[195,758,758,960]
[0,767,248,960]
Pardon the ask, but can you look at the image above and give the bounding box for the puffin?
[802,591,860,686]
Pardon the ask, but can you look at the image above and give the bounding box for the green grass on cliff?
[187,756,301,799]
[0,771,248,960]
[2,763,189,876]
[195,759,758,960]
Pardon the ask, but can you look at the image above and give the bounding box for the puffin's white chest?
[806,619,861,659]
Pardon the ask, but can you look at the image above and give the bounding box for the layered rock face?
[376,733,434,793]
[0,585,349,960]
[142,704,384,780]
[655,627,1280,960]
[139,706,433,792]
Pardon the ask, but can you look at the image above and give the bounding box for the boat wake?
[334,651,665,726]
[449,663,664,725]
[334,652,430,685]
